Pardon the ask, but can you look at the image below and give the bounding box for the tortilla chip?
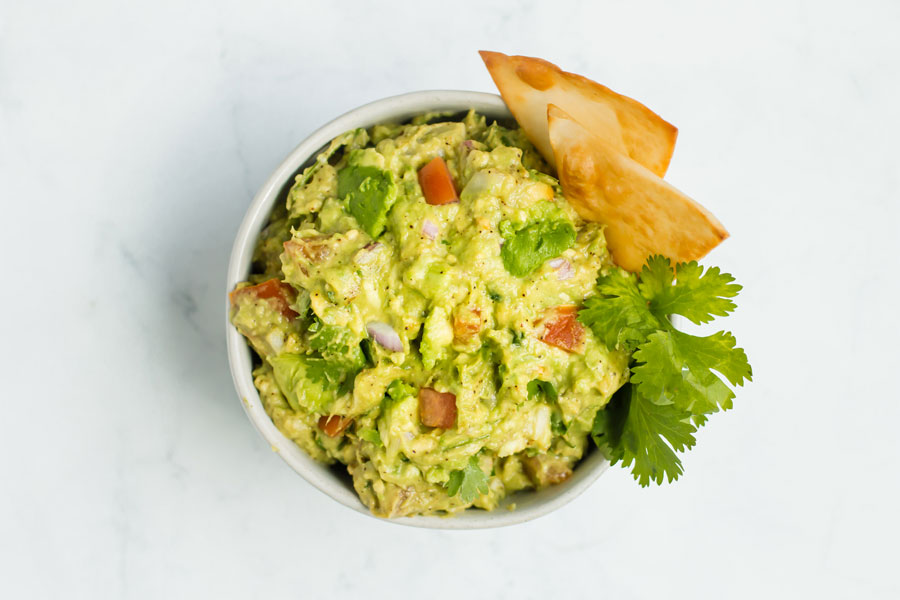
[479,50,678,176]
[547,105,727,272]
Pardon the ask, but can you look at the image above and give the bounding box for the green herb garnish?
[580,256,752,486]
[445,455,490,502]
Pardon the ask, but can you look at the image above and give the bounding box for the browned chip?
[547,105,728,272]
[479,50,677,176]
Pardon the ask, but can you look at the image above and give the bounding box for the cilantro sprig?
[579,256,752,486]
[446,456,490,503]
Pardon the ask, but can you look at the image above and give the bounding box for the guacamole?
[230,111,629,517]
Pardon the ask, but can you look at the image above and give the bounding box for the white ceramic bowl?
[226,90,609,529]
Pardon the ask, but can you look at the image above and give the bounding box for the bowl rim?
[225,90,610,529]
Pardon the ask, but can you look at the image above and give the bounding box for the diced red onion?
[366,321,403,352]
[354,242,382,265]
[551,258,574,281]
[463,139,476,149]
[422,219,439,240]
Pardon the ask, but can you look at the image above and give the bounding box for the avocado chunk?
[500,217,575,277]
[269,353,341,413]
[385,379,415,404]
[307,321,366,370]
[337,164,398,238]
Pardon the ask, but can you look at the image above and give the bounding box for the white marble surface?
[2,1,899,597]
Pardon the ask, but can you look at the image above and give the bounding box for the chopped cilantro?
[526,379,558,403]
[550,411,567,437]
[269,320,366,411]
[445,455,490,503]
[307,320,365,369]
[386,379,415,403]
[441,433,490,451]
[528,379,567,437]
[269,354,344,413]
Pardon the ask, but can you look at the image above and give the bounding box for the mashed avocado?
[230,111,629,517]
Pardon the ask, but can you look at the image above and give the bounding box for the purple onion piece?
[354,242,382,265]
[366,321,403,352]
[548,258,565,268]
[422,219,439,240]
[554,259,575,281]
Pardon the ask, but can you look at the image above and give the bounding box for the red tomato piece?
[418,387,457,429]
[229,278,299,319]
[540,305,585,354]
[418,157,459,206]
[318,415,353,437]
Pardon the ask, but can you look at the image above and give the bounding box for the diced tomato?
[418,157,459,206]
[452,307,482,342]
[229,278,298,319]
[540,305,585,354]
[418,387,457,429]
[318,415,353,437]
